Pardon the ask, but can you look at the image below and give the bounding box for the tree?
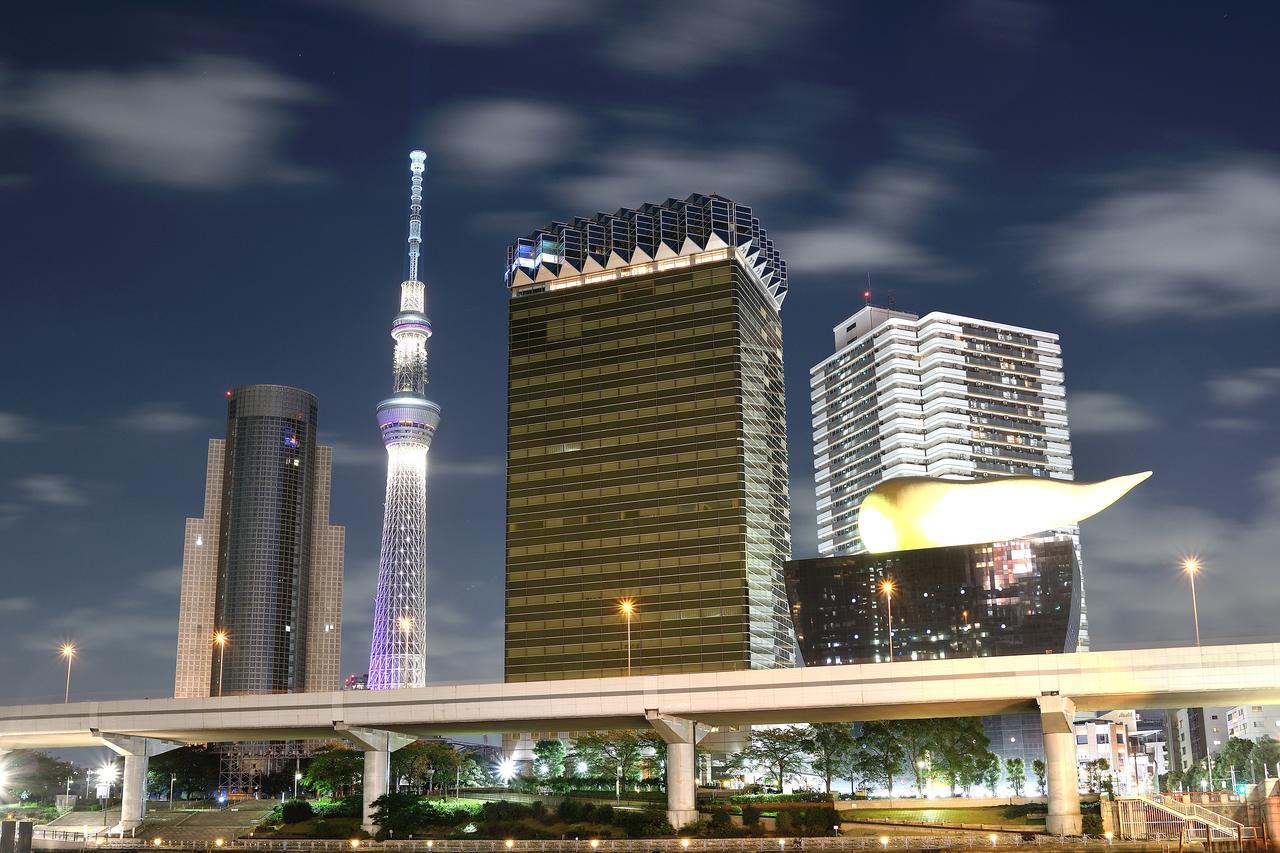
[5,751,75,802]
[392,740,460,795]
[532,739,566,782]
[931,718,990,796]
[1005,758,1026,797]
[732,726,811,792]
[852,722,904,796]
[302,744,363,798]
[574,731,657,799]
[1216,737,1255,783]
[1250,737,1280,782]
[1085,758,1111,794]
[1032,759,1047,795]
[805,724,855,796]
[1182,759,1207,792]
[980,752,1002,796]
[891,720,937,796]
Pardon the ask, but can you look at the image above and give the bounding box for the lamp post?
[618,599,636,675]
[880,580,895,662]
[1182,558,1201,647]
[59,643,76,703]
[169,773,176,810]
[212,631,229,696]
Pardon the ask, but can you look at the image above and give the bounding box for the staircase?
[1115,794,1259,842]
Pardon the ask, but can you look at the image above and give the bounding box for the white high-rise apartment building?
[809,305,1088,647]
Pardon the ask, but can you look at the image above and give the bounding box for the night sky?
[2,1,1279,705]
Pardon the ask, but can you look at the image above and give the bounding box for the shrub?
[612,807,674,838]
[709,809,731,831]
[1081,814,1103,835]
[314,796,361,818]
[776,809,796,834]
[557,799,584,822]
[281,799,314,824]
[480,800,533,822]
[741,804,761,827]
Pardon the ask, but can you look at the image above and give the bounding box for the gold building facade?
[506,232,794,681]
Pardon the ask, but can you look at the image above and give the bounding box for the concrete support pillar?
[1038,696,1082,836]
[362,749,390,834]
[335,724,413,835]
[646,711,709,830]
[120,754,148,833]
[94,732,181,836]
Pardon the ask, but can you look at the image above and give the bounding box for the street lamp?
[1182,558,1201,647]
[59,643,76,703]
[618,599,636,675]
[880,580,895,662]
[212,631,229,696]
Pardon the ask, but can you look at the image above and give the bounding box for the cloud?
[959,0,1051,49]
[326,439,385,467]
[1205,417,1260,432]
[114,402,207,433]
[4,55,318,189]
[1082,459,1280,648]
[0,412,37,442]
[1208,367,1280,406]
[138,567,181,596]
[1039,158,1280,320]
[605,0,811,77]
[432,100,584,178]
[558,144,809,212]
[783,163,958,277]
[1067,391,1158,435]
[19,474,87,506]
[319,0,590,44]
[0,597,33,614]
[432,459,503,478]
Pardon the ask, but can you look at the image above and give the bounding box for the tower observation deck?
[368,150,440,689]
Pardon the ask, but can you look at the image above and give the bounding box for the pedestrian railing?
[79,836,1164,852]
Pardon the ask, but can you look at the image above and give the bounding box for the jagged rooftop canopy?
[505,193,789,309]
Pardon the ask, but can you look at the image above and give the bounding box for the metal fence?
[71,837,1164,853]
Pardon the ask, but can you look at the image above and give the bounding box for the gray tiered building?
[174,384,344,699]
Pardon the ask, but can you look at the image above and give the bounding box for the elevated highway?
[3,644,1277,837]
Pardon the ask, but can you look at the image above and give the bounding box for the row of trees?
[1161,736,1280,791]
[523,721,1050,801]
[532,731,666,798]
[728,721,1047,798]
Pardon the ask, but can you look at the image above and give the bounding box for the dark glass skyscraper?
[784,534,1080,666]
[175,384,344,697]
[504,194,793,682]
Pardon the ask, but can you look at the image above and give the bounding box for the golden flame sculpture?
[858,472,1152,553]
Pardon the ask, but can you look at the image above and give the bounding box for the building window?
[1097,734,1109,744]
[1076,735,1088,745]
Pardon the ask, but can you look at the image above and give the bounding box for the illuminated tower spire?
[368,150,439,689]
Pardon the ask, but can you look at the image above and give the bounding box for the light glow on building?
[368,150,440,690]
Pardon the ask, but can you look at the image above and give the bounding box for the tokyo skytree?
[367,150,440,689]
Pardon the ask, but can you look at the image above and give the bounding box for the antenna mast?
[407,150,426,283]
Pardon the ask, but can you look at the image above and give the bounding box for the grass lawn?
[839,807,1042,827]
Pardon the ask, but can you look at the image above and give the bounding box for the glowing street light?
[1182,558,1202,647]
[880,580,895,662]
[59,643,76,703]
[497,756,517,786]
[618,598,636,675]
[212,631,229,696]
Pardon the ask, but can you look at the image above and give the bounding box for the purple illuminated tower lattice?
[368,150,439,689]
